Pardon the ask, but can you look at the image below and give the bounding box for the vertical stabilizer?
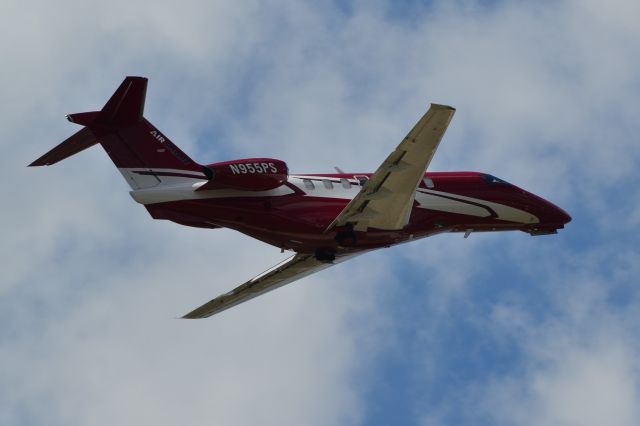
[99,76,147,125]
[29,76,208,190]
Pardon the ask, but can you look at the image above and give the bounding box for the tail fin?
[99,75,147,125]
[29,76,208,189]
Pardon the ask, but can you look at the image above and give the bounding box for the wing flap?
[327,104,455,232]
[182,252,358,318]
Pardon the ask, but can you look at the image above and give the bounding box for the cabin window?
[323,180,333,189]
[340,178,351,189]
[303,179,315,190]
[423,177,435,188]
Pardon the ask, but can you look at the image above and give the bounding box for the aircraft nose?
[523,195,571,235]
[514,188,571,235]
[554,205,572,225]
[534,198,571,225]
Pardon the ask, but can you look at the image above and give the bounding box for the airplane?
[30,76,571,318]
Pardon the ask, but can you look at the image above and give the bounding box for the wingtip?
[430,103,456,111]
[181,310,207,319]
[28,159,47,167]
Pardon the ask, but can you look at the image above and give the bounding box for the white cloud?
[2,0,639,425]
[483,267,640,426]
[526,337,640,426]
[412,244,640,426]
[0,2,389,425]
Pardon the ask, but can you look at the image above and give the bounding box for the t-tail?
[29,76,209,189]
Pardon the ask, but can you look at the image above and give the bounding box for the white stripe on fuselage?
[415,189,539,224]
[123,168,207,177]
[119,167,207,190]
[128,174,538,224]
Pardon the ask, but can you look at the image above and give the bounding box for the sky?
[1,0,639,425]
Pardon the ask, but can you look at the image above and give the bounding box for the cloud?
[479,248,640,426]
[1,0,639,425]
[0,2,389,425]
[408,243,640,426]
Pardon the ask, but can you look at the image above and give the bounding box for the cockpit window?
[481,174,510,185]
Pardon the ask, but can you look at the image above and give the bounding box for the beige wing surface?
[327,104,455,232]
[182,252,361,318]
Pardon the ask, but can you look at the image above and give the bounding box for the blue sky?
[2,1,640,425]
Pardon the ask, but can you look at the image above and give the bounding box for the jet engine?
[200,158,289,191]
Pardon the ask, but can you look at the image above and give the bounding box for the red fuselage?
[144,171,571,254]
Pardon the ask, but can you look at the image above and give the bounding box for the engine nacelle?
[201,158,288,191]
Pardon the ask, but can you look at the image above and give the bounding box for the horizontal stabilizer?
[29,127,96,166]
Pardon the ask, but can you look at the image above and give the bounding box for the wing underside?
[182,252,359,318]
[184,104,455,318]
[327,103,455,232]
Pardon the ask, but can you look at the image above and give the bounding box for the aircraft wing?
[327,104,455,232]
[182,251,361,318]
